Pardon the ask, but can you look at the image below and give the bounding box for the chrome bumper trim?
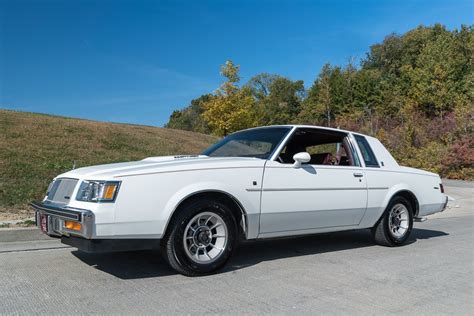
[441,196,449,212]
[31,201,84,221]
[30,201,94,239]
[414,217,427,222]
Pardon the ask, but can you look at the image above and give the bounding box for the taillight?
[439,183,444,193]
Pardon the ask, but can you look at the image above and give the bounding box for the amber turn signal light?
[103,184,118,200]
[64,221,82,231]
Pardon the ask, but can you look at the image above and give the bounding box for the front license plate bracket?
[40,214,48,233]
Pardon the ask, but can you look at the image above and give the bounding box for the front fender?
[162,181,260,239]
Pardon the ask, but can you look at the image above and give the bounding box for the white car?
[32,125,448,276]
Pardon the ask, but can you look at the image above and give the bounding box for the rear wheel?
[372,196,414,246]
[161,198,237,276]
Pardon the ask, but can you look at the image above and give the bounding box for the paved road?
[0,183,472,314]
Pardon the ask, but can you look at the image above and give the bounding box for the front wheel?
[161,198,237,276]
[372,196,414,246]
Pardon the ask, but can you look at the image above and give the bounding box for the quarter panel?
[359,168,445,228]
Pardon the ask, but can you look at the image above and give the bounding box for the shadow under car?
[71,228,448,279]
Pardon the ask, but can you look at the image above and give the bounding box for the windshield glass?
[202,127,291,159]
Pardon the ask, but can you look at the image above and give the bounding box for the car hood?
[57,155,266,180]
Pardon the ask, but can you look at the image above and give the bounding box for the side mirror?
[293,152,311,168]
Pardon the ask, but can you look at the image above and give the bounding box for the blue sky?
[1,0,472,126]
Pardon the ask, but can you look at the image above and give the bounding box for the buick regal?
[32,125,448,276]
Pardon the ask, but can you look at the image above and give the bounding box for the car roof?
[239,124,367,136]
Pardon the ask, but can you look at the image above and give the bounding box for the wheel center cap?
[196,228,211,244]
[393,217,401,227]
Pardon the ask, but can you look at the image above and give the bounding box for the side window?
[276,128,356,166]
[306,143,348,165]
[306,143,337,156]
[354,135,379,167]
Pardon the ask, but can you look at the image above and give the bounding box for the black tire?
[160,198,237,276]
[372,196,414,247]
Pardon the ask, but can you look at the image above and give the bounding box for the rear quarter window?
[354,135,379,168]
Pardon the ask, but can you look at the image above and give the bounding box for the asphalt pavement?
[0,182,472,314]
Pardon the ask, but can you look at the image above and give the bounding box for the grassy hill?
[0,109,217,219]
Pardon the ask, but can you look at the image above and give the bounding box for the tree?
[299,63,337,126]
[245,73,280,101]
[262,77,305,125]
[342,57,358,110]
[406,25,470,118]
[202,61,258,136]
[353,69,383,127]
[165,94,211,133]
[248,75,305,125]
[363,33,404,75]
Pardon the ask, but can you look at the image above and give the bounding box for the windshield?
[202,127,292,159]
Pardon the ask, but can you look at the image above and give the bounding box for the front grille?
[46,178,78,204]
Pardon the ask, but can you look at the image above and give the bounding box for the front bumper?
[31,201,94,239]
[61,236,160,253]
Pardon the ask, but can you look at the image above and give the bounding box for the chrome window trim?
[349,133,366,168]
[271,127,361,167]
[203,126,293,160]
[270,126,297,161]
[346,134,362,167]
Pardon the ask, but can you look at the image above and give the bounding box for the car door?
[259,128,368,235]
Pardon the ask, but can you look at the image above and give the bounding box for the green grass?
[0,109,217,214]
[16,219,36,227]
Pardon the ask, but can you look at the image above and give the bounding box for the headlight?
[76,180,121,202]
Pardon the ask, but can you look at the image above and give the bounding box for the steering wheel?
[277,156,284,163]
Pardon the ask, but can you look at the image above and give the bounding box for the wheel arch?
[379,188,419,222]
[162,190,249,241]
[393,190,419,217]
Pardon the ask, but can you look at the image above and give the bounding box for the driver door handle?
[353,172,364,178]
